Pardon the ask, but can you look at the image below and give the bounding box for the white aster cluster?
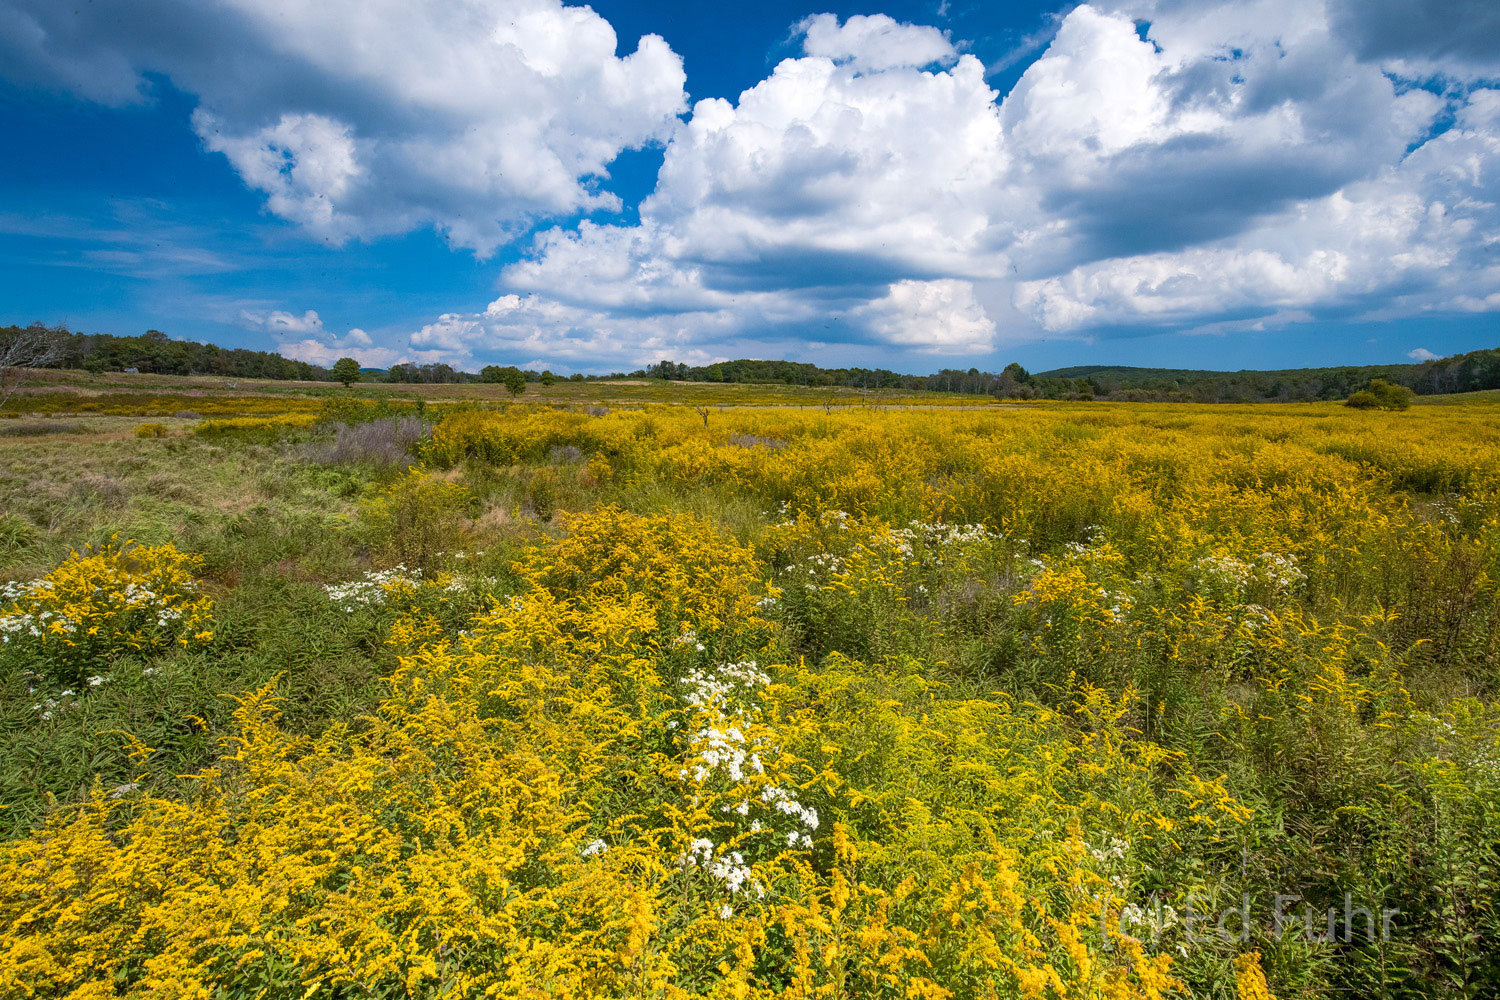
[770,503,849,530]
[323,568,502,611]
[776,512,1014,597]
[1095,586,1135,622]
[1089,835,1130,863]
[1256,552,1307,592]
[678,838,763,899]
[0,580,34,602]
[30,691,71,721]
[680,660,772,716]
[886,520,1004,558]
[783,551,850,591]
[1194,554,1255,593]
[673,658,820,916]
[0,579,191,643]
[1119,895,1182,947]
[1062,526,1108,559]
[1194,552,1306,597]
[323,566,423,611]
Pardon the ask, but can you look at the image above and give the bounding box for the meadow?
[1,379,1498,999]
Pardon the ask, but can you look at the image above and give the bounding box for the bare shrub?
[0,324,64,410]
[308,417,430,467]
[173,410,201,420]
[728,433,786,450]
[586,405,610,417]
[548,444,584,464]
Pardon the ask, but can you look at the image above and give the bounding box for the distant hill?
[1036,362,1416,382]
[1031,349,1500,402]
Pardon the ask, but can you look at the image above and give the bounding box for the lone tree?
[501,366,527,397]
[332,357,362,387]
[539,370,557,387]
[0,323,64,410]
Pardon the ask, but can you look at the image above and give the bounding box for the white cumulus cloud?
[0,0,688,255]
[796,13,957,72]
[447,2,1498,368]
[239,308,440,369]
[855,280,997,353]
[238,309,325,336]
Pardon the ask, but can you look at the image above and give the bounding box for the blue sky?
[1,0,1498,374]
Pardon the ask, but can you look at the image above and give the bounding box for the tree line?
[4,323,333,381]
[633,348,1500,401]
[9,321,1498,402]
[1031,347,1500,401]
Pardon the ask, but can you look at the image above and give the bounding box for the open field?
[2,381,1499,998]
[6,367,994,411]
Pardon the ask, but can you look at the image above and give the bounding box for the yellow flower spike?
[1234,952,1277,1000]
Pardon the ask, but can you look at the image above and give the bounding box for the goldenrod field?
[2,390,1499,999]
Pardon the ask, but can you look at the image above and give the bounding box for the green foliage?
[1373,378,1413,408]
[0,514,35,552]
[1040,346,1500,402]
[0,539,214,688]
[503,366,527,396]
[478,364,528,395]
[331,356,362,387]
[600,344,1500,402]
[1346,378,1415,410]
[357,465,474,571]
[0,578,392,837]
[15,318,1495,404]
[3,322,332,380]
[384,361,466,383]
[316,395,418,426]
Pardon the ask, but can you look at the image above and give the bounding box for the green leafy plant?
[1347,378,1414,410]
[358,465,474,570]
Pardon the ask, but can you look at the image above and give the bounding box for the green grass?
[0,412,563,835]
[0,418,380,832]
